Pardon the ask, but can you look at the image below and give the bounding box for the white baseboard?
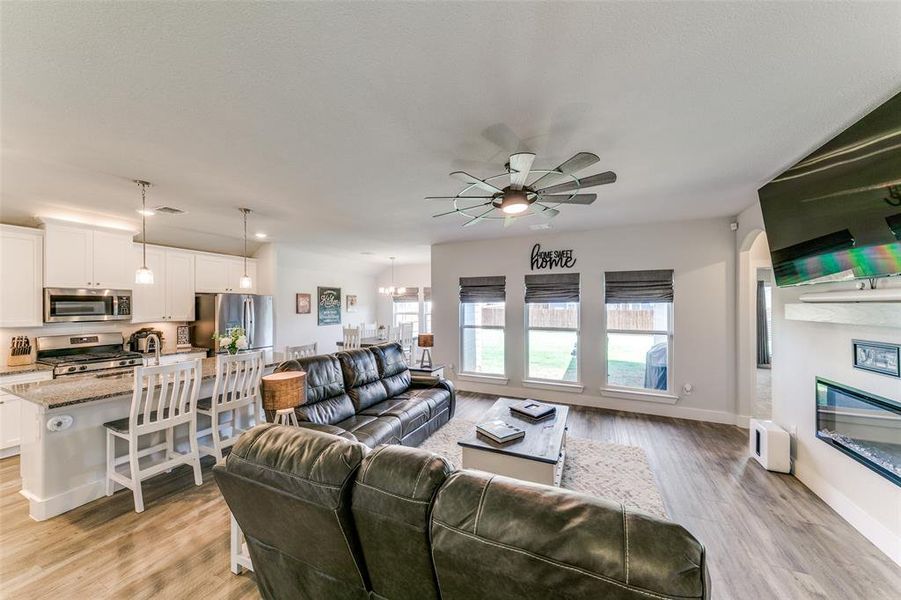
[454,379,740,426]
[794,462,901,566]
[21,479,107,521]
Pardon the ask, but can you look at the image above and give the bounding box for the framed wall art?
[346,294,358,313]
[852,340,900,378]
[317,287,342,326]
[296,293,311,314]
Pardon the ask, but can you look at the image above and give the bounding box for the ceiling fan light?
[502,202,529,215]
[500,190,530,214]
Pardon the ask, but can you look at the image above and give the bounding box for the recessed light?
[360,251,375,255]
[254,232,267,239]
[136,209,155,216]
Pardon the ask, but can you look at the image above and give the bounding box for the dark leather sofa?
[272,343,454,447]
[214,425,711,600]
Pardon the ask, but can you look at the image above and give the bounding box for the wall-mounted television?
[758,91,901,287]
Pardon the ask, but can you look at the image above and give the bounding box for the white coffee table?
[457,398,569,486]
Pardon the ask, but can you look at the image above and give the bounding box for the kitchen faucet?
[144,333,162,366]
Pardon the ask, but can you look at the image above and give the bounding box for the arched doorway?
[737,229,773,421]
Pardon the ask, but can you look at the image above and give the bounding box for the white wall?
[270,245,378,355]
[432,218,738,423]
[375,262,431,327]
[772,279,901,564]
[734,199,900,564]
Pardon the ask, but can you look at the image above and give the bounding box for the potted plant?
[214,328,248,355]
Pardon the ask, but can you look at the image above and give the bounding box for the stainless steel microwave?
[44,288,132,323]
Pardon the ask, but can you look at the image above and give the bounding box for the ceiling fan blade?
[433,201,490,218]
[504,215,515,228]
[534,205,560,220]
[534,171,616,195]
[450,171,503,194]
[538,193,597,205]
[508,152,535,190]
[425,196,494,200]
[529,152,600,190]
[462,207,495,227]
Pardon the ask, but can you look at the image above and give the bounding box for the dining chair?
[197,351,264,461]
[104,359,203,513]
[285,342,318,360]
[361,323,377,339]
[399,322,414,361]
[343,326,362,350]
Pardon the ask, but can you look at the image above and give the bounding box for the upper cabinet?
[0,225,43,327]
[195,254,256,293]
[131,246,196,323]
[42,221,134,290]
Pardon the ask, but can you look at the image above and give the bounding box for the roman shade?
[524,273,580,304]
[605,270,674,303]
[423,287,431,302]
[459,276,505,303]
[392,287,419,303]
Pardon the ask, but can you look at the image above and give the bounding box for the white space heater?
[749,419,791,473]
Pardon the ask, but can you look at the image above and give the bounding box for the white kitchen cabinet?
[91,229,134,289]
[196,254,256,293]
[43,222,92,288]
[165,249,195,321]
[131,246,167,322]
[42,220,135,290]
[131,246,196,322]
[0,225,43,327]
[0,369,53,458]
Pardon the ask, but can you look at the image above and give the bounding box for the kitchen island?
[2,351,283,520]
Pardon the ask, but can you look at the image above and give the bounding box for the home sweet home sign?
[530,243,576,271]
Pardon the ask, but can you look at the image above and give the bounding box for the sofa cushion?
[430,470,709,600]
[335,415,402,448]
[276,354,346,404]
[371,343,412,397]
[297,422,358,442]
[359,398,431,437]
[352,445,451,600]
[212,425,370,600]
[408,388,451,421]
[296,394,356,426]
[337,349,389,412]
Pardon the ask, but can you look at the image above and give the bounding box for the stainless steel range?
[36,333,143,377]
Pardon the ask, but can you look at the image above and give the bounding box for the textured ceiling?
[1,1,899,263]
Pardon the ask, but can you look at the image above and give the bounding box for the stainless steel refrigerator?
[191,293,274,354]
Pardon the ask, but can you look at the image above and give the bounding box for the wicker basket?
[261,371,306,411]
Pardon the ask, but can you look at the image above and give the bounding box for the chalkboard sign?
[317,286,342,326]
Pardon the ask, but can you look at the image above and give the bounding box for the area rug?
[417,418,668,519]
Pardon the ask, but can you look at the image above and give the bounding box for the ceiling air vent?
[154,206,186,215]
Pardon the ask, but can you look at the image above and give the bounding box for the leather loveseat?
[214,424,711,600]
[272,343,454,448]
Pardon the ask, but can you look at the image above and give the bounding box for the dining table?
[335,337,388,348]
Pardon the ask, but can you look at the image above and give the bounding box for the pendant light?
[239,208,253,289]
[379,257,406,296]
[134,180,154,285]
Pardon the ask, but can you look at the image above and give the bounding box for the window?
[459,276,505,376]
[423,287,432,333]
[604,270,674,392]
[525,273,580,383]
[392,288,420,337]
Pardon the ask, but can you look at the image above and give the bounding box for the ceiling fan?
[427,152,616,227]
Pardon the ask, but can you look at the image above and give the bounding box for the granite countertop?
[0,363,53,377]
[2,352,285,410]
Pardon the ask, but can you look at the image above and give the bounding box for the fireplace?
[816,378,900,486]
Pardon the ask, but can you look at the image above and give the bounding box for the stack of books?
[475,419,525,445]
[509,400,556,423]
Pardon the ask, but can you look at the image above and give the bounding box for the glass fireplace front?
[816,378,901,486]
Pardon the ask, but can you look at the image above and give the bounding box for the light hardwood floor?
[1,392,898,599]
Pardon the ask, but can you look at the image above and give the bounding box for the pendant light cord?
[243,209,248,275]
[140,182,147,268]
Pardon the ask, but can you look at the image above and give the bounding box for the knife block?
[7,352,33,367]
